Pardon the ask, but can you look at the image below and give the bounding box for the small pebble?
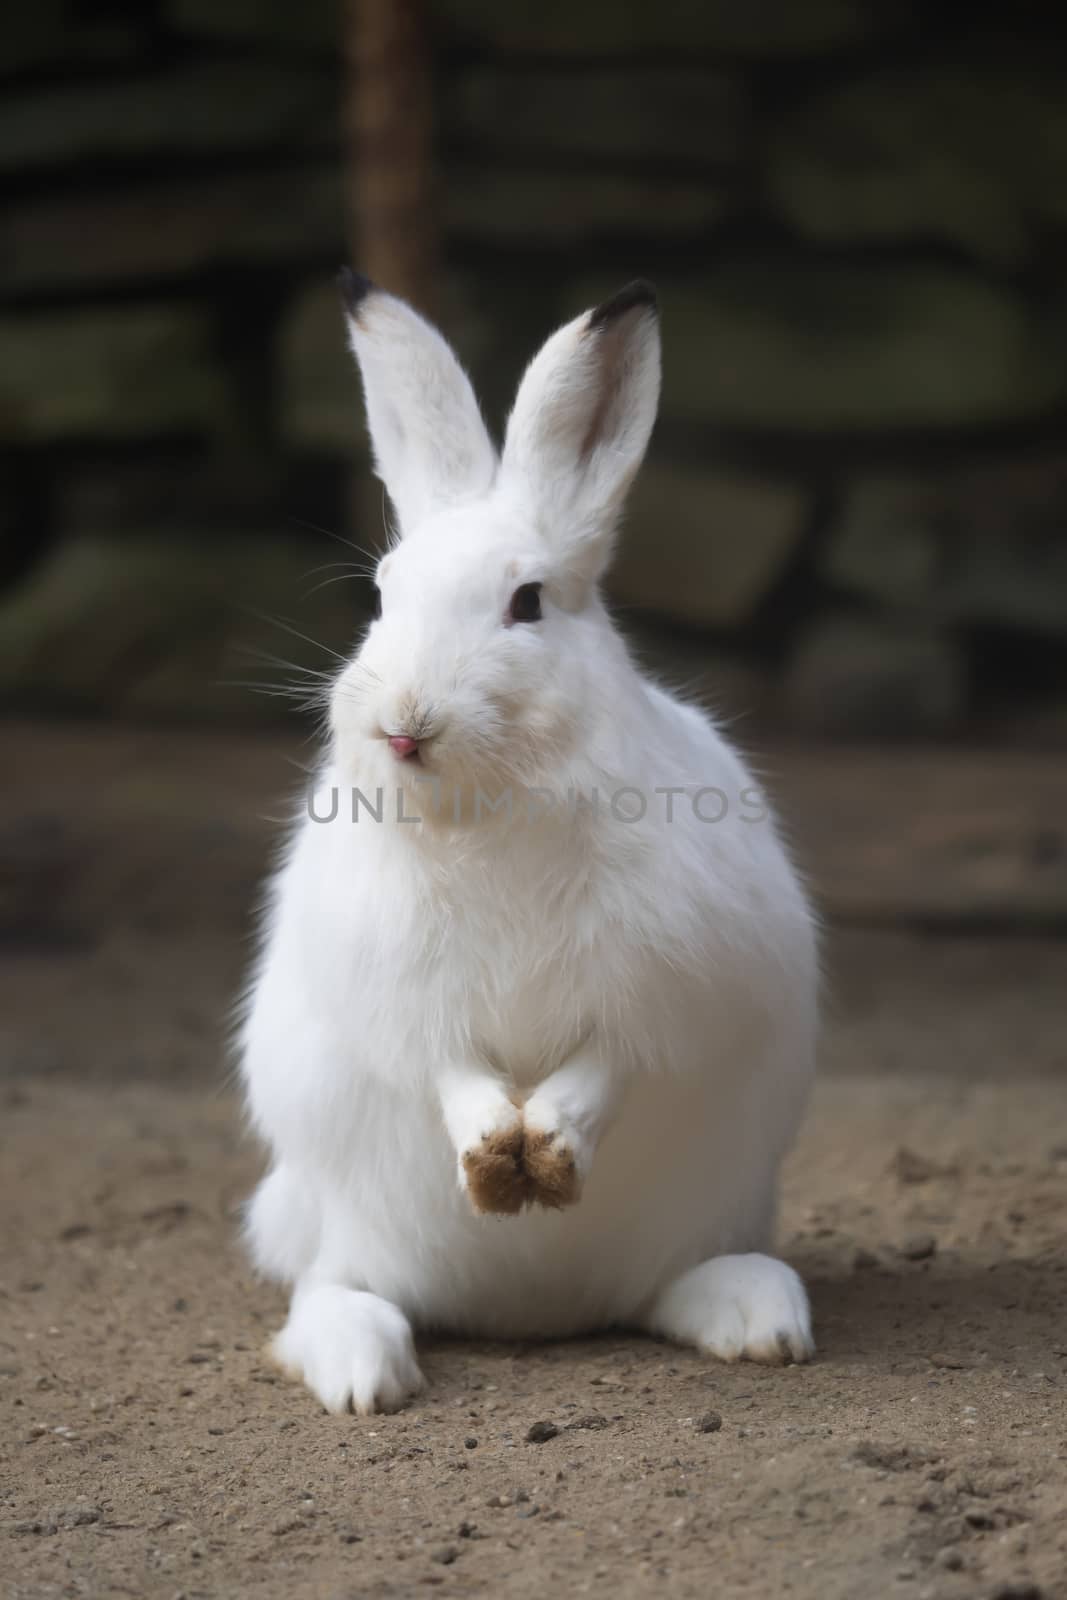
[890,1148,951,1185]
[58,1505,101,1528]
[937,1548,964,1571]
[697,1411,723,1434]
[900,1234,937,1261]
[567,1413,611,1431]
[525,1421,559,1444]
[432,1545,458,1565]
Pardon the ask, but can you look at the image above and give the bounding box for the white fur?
[239,281,818,1414]
[346,288,496,530]
[523,1043,623,1183]
[436,1057,523,1191]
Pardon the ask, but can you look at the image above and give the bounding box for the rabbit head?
[330,272,660,805]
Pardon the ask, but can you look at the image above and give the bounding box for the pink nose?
[387,735,420,760]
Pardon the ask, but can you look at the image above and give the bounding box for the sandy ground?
[2,723,1066,1598]
[4,1069,1067,1600]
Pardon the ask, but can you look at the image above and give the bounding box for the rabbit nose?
[388,735,420,760]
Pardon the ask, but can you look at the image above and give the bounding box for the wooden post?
[342,0,439,317]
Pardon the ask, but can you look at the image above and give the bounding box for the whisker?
[289,517,384,568]
[221,678,329,699]
[230,645,337,682]
[300,572,376,602]
[299,560,377,581]
[381,487,402,551]
[287,518,361,553]
[342,658,382,684]
[238,608,350,664]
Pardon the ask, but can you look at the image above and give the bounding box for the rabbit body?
[239,276,818,1412]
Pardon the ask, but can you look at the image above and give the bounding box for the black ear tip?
[338,267,375,315]
[589,279,658,329]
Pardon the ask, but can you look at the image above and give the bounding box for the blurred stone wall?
[2,0,1067,738]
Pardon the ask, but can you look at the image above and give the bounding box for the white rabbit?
[238,272,818,1415]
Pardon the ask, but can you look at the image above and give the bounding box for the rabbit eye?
[508,582,543,624]
[371,584,382,620]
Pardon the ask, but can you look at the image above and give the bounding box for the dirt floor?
[2,722,1066,1599]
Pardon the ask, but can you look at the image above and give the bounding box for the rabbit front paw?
[460,1114,529,1215]
[521,1124,581,1210]
[447,1079,589,1215]
[461,1117,580,1214]
[456,1103,584,1215]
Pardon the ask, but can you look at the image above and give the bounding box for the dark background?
[3,0,1067,741]
[3,13,1067,1594]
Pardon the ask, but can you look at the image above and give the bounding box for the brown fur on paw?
[462,1125,531,1215]
[523,1130,581,1210]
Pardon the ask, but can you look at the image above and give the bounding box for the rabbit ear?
[500,281,660,585]
[340,270,497,533]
